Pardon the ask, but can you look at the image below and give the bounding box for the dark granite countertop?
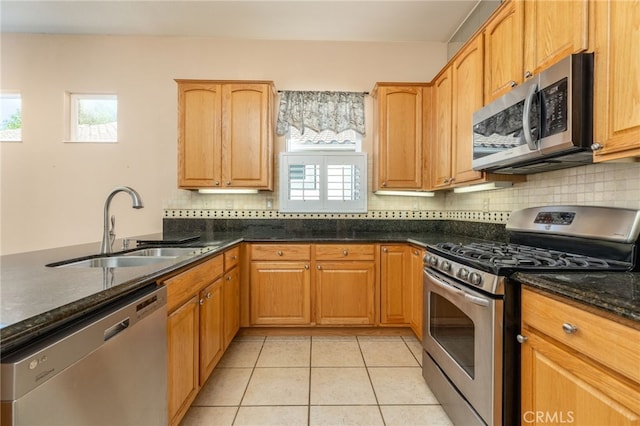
[512,271,640,323]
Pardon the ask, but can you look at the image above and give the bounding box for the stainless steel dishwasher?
[1,284,167,426]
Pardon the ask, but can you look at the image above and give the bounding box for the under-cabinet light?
[374,190,435,197]
[198,189,259,194]
[453,182,513,193]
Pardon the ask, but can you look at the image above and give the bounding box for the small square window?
[68,93,117,142]
[1,93,22,142]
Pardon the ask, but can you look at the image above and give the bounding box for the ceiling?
[0,1,485,43]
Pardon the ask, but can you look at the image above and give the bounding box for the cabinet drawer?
[250,244,310,261]
[224,246,240,270]
[315,244,375,261]
[522,289,640,384]
[164,255,224,312]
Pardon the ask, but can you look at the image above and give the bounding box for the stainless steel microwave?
[472,53,594,174]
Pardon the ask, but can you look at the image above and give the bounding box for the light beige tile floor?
[181,334,453,426]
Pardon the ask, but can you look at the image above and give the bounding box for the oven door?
[423,268,503,425]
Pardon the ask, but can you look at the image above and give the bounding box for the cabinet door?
[221,83,273,189]
[521,330,640,425]
[523,0,588,78]
[168,296,199,426]
[409,247,425,339]
[592,0,640,161]
[315,261,376,325]
[484,0,524,103]
[380,245,410,325]
[177,82,222,188]
[199,278,224,385]
[250,261,311,325]
[452,36,485,184]
[374,86,424,190]
[223,266,240,348]
[431,66,453,189]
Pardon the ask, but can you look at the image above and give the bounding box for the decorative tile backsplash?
[164,162,640,224]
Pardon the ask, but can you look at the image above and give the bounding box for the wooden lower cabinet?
[521,289,640,425]
[167,296,199,426]
[250,261,311,325]
[315,260,376,325]
[223,266,240,348]
[198,277,224,385]
[380,245,410,325]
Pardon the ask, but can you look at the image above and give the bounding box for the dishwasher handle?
[104,318,130,341]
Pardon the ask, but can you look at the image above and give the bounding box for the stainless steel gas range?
[422,205,640,426]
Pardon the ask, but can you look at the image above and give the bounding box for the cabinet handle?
[524,70,533,79]
[413,250,419,255]
[199,298,205,305]
[382,247,388,253]
[277,250,283,256]
[590,142,603,151]
[206,292,211,299]
[510,80,517,88]
[226,181,231,186]
[562,323,578,334]
[214,181,220,186]
[231,255,237,260]
[317,265,322,270]
[305,264,309,270]
[226,275,232,281]
[516,334,528,343]
[343,249,349,256]
[382,182,387,187]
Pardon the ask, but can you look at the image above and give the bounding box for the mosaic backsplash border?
[163,209,512,224]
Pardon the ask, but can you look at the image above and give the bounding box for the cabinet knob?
[382,247,388,253]
[215,181,220,186]
[277,250,283,256]
[206,292,211,299]
[317,265,322,270]
[231,255,237,260]
[590,142,603,151]
[524,70,533,79]
[226,181,231,186]
[413,250,419,255]
[516,334,528,344]
[510,80,518,88]
[343,249,349,256]
[227,275,232,281]
[199,298,205,305]
[382,182,387,187]
[305,264,309,270]
[562,323,578,334]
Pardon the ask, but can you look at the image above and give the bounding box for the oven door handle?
[464,293,490,308]
[425,269,465,297]
[426,269,490,308]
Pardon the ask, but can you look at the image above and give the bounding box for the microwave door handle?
[522,83,538,151]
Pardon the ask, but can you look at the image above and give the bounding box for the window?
[1,93,22,142]
[68,93,117,142]
[280,152,367,213]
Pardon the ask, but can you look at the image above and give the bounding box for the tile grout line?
[232,337,266,425]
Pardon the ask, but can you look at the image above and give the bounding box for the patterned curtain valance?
[276,91,366,136]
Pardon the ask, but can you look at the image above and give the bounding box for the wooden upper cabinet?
[523,0,588,79]
[591,0,640,162]
[176,80,274,190]
[484,0,524,103]
[372,84,428,191]
[221,83,274,188]
[431,66,454,189]
[177,82,222,188]
[452,36,485,185]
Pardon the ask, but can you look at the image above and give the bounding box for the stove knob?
[457,268,469,280]
[428,256,438,267]
[441,261,451,272]
[469,272,483,286]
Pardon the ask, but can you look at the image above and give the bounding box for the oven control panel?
[425,253,504,295]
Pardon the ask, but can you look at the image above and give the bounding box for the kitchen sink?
[51,255,176,268]
[123,247,201,257]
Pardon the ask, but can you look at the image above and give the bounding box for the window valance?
[276,91,366,136]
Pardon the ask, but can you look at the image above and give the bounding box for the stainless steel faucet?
[100,186,144,254]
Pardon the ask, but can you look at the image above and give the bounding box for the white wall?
[0,33,447,254]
